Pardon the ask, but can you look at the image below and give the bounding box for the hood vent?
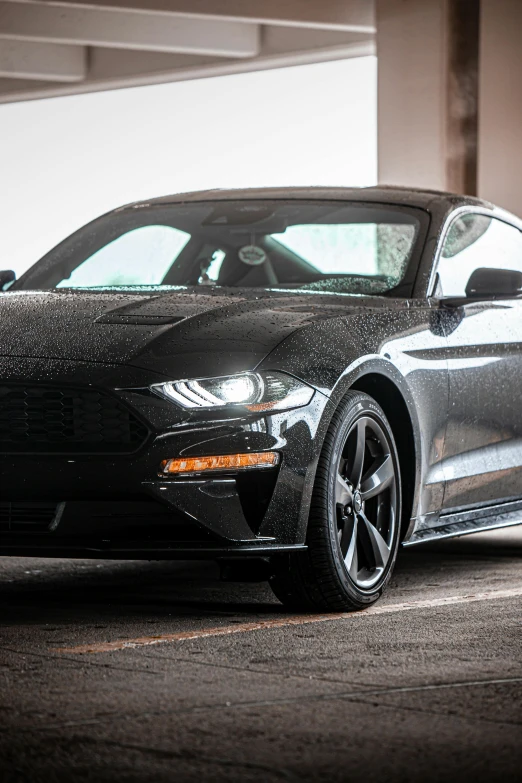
[96,314,186,325]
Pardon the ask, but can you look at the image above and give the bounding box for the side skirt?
[403,499,522,546]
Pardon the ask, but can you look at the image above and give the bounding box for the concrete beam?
[85,27,373,79]
[376,0,479,195]
[0,37,375,103]
[4,0,376,34]
[0,1,260,57]
[478,0,522,217]
[0,38,85,81]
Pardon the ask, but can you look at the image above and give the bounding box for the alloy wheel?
[335,415,398,589]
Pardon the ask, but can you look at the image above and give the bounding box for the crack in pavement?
[131,649,383,691]
[0,645,163,676]
[2,676,520,735]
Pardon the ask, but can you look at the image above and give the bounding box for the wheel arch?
[349,373,416,541]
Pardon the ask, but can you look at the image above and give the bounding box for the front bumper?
[0,360,328,557]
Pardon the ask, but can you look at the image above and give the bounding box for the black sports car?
[1,186,522,611]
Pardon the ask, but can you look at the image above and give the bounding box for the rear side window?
[437,214,522,297]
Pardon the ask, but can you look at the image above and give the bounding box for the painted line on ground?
[52,586,522,654]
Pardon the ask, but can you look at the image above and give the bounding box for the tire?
[270,391,402,612]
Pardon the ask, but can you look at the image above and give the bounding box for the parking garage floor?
[1,528,521,783]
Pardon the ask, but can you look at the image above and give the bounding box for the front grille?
[0,385,148,454]
[0,502,58,531]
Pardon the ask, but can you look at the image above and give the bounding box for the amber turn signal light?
[160,452,280,475]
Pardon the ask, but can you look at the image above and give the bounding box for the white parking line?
[52,585,522,654]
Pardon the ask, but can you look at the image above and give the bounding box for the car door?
[434,210,522,511]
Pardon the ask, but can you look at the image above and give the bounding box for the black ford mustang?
[1,186,522,611]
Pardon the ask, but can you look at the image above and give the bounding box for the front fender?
[257,309,450,536]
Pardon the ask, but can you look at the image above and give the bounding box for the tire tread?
[270,392,400,612]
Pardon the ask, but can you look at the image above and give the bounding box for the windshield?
[16,201,425,296]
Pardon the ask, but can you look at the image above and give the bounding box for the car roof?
[121,185,491,212]
[117,186,521,229]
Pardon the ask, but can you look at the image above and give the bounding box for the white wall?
[0,56,377,277]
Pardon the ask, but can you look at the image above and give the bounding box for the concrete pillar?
[478,0,522,218]
[376,0,479,195]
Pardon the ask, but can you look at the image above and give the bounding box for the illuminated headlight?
[151,371,314,412]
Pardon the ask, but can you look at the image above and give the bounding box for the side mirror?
[0,270,15,290]
[465,267,522,299]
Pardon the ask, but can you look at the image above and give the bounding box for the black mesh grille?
[0,502,58,531]
[0,386,148,454]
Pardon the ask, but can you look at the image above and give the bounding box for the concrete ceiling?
[0,0,375,103]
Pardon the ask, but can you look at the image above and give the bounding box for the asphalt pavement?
[1,527,521,782]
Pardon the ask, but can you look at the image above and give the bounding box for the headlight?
[151,371,314,412]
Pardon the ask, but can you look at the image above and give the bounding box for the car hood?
[0,288,382,379]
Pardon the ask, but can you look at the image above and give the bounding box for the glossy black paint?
[2,186,522,558]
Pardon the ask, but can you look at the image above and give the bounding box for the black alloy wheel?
[335,414,398,589]
[270,391,402,611]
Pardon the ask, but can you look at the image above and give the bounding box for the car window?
[56,225,190,288]
[437,214,522,297]
[19,201,426,297]
[271,223,416,277]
